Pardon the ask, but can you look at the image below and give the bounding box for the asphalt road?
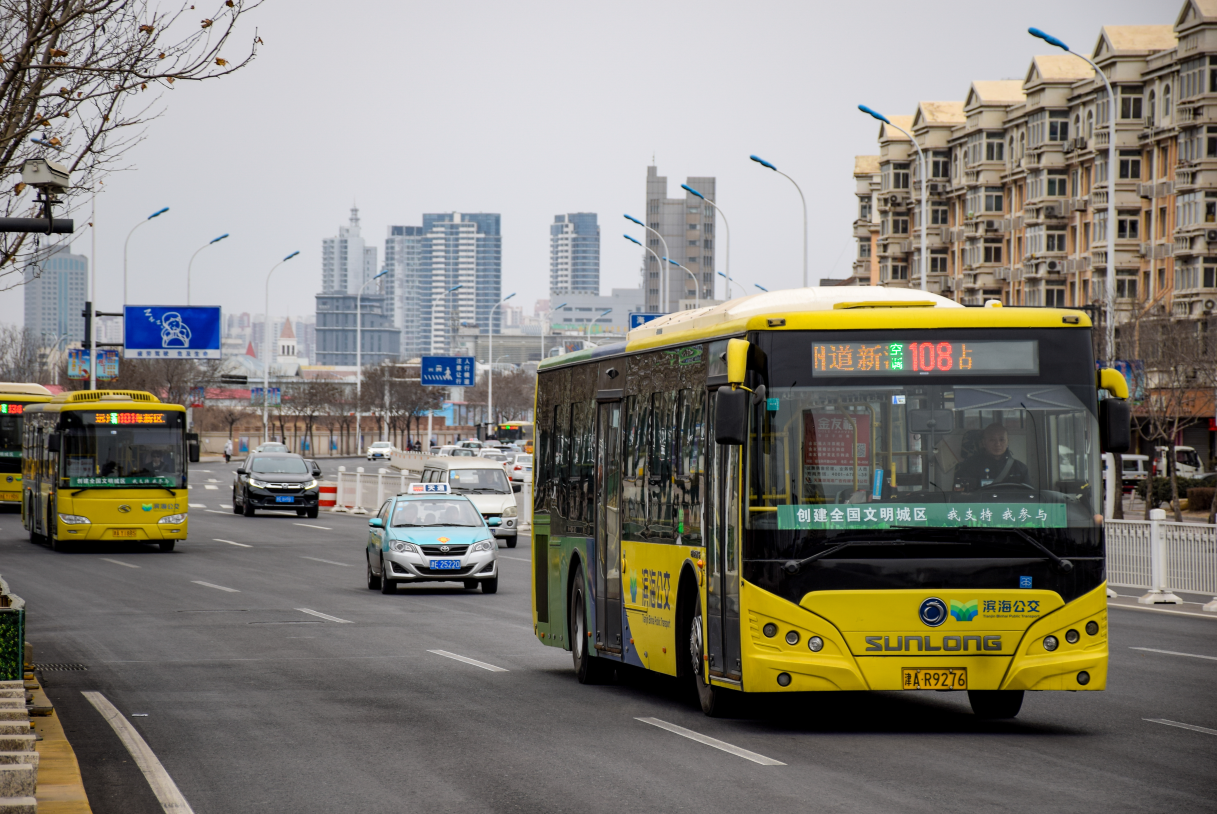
[1,456,1215,813]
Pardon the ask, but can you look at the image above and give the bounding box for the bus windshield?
[60,410,186,487]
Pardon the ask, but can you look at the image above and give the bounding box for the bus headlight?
[470,540,496,553]
[58,513,90,525]
[158,513,187,524]
[502,505,517,518]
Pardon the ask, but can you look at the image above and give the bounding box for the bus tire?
[968,690,1024,719]
[570,568,607,684]
[47,502,69,552]
[159,540,176,553]
[505,535,517,549]
[26,495,43,545]
[685,590,734,717]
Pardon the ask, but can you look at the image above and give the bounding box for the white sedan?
[509,454,533,483]
[366,441,395,461]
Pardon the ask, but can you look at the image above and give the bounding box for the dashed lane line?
[635,717,786,766]
[191,580,240,593]
[296,608,352,623]
[1144,718,1217,737]
[82,691,196,814]
[293,523,333,530]
[204,510,231,515]
[214,539,251,548]
[427,650,509,672]
[188,503,206,508]
[300,556,352,567]
[1130,647,1217,662]
[497,555,529,562]
[101,558,139,569]
[203,485,219,490]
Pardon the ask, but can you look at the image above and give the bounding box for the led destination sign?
[812,340,1038,376]
[88,412,169,425]
[0,403,24,415]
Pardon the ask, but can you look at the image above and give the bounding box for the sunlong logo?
[950,599,979,622]
[865,634,1003,652]
[918,597,948,627]
[117,505,131,513]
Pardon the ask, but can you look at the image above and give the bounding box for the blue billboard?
[123,306,222,359]
[421,356,475,387]
[629,313,664,330]
[67,348,119,380]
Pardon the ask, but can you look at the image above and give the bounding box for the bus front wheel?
[968,690,1024,719]
[687,593,735,717]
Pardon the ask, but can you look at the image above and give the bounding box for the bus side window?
[677,388,704,545]
[650,390,678,541]
[570,400,593,529]
[622,395,648,538]
[554,403,570,524]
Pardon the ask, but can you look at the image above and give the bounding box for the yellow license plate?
[902,668,967,690]
[0,492,18,502]
[110,529,137,538]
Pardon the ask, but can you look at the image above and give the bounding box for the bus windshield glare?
[61,410,186,487]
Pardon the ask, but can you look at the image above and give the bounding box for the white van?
[1153,446,1204,479]
[1120,454,1150,492]
[419,457,521,548]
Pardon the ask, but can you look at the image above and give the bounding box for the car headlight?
[58,513,90,525]
[303,479,318,490]
[249,477,270,488]
[502,505,517,518]
[158,513,187,524]
[391,541,419,554]
[470,539,496,553]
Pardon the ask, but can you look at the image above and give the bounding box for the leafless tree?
[0,323,50,381]
[467,368,535,426]
[1,0,264,286]
[282,378,338,457]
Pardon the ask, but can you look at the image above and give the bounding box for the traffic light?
[81,300,91,347]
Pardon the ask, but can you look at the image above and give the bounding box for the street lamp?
[625,214,672,312]
[625,234,671,308]
[262,250,300,443]
[587,308,612,339]
[186,233,229,306]
[681,184,731,303]
[717,271,747,298]
[541,300,568,361]
[426,284,463,449]
[755,284,770,292]
[355,268,391,453]
[663,257,699,309]
[859,105,927,293]
[750,155,809,288]
[123,206,168,306]
[1030,26,1117,360]
[488,292,516,428]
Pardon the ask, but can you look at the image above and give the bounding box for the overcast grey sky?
[0,0,1172,330]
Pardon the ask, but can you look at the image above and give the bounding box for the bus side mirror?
[1099,398,1131,453]
[726,338,749,386]
[45,434,60,453]
[715,387,748,446]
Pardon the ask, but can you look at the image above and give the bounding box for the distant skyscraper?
[23,245,87,345]
[643,166,716,312]
[384,225,427,359]
[550,213,600,296]
[321,206,378,295]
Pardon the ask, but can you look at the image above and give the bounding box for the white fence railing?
[1106,510,1217,610]
[329,465,532,530]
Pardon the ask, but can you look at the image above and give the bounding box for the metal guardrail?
[1106,512,1217,610]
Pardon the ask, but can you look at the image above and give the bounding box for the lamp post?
[186,233,229,305]
[123,206,168,306]
[1030,27,1117,361]
[663,257,699,309]
[755,284,770,292]
[750,155,808,288]
[262,250,300,443]
[487,292,516,429]
[625,234,671,307]
[859,105,927,293]
[717,271,747,297]
[541,301,567,361]
[427,284,463,449]
[587,308,612,338]
[681,184,731,303]
[89,183,97,391]
[354,268,390,454]
[625,214,672,312]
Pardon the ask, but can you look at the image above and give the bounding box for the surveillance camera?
[21,158,70,193]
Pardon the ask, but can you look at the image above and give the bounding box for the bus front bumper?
[59,521,188,541]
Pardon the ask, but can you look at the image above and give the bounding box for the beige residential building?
[848,0,1214,330]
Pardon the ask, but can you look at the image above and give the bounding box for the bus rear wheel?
[570,568,607,684]
[968,690,1024,719]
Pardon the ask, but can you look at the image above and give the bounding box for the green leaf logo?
[950,599,978,622]
[141,503,153,512]
[629,572,638,603]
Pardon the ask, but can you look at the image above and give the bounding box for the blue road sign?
[421,356,475,387]
[629,313,664,330]
[123,306,222,359]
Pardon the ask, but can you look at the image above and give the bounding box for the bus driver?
[954,422,1030,490]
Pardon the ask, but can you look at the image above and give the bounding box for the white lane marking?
[191,580,239,593]
[204,510,231,515]
[218,505,232,510]
[296,608,352,623]
[214,539,251,548]
[635,717,786,766]
[82,691,197,814]
[188,503,206,508]
[194,470,212,473]
[1130,647,1217,662]
[1109,603,1217,621]
[206,479,220,483]
[497,555,529,562]
[203,485,219,490]
[300,556,352,567]
[1144,718,1217,737]
[428,650,509,672]
[102,558,140,569]
[293,523,332,530]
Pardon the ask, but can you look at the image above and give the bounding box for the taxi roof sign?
[408,483,450,494]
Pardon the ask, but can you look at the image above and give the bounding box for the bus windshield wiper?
[958,527,1074,572]
[781,528,970,574]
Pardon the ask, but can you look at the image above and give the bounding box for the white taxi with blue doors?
[365,483,499,594]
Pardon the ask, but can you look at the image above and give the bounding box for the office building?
[314,292,400,366]
[321,206,378,295]
[23,245,87,346]
[384,225,427,358]
[550,213,600,296]
[643,166,716,312]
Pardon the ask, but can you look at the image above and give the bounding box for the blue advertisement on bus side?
[123,306,222,359]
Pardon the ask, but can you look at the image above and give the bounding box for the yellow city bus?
[531,288,1130,718]
[494,421,534,453]
[22,390,189,552]
[0,384,53,508]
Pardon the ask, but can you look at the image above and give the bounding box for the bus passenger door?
[705,402,743,680]
[595,401,623,652]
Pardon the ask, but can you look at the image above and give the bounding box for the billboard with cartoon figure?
[123,306,221,359]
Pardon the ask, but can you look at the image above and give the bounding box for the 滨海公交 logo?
[949,599,979,622]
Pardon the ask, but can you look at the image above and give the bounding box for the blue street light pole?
[750,155,808,287]
[123,206,168,305]
[755,284,769,292]
[488,292,516,425]
[717,271,746,297]
[1030,27,1116,360]
[625,234,669,308]
[664,257,699,309]
[681,184,731,302]
[263,250,300,443]
[426,284,463,447]
[541,300,567,361]
[625,214,672,313]
[859,105,927,292]
[187,233,229,305]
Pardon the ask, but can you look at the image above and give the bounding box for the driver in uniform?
[954,422,1030,490]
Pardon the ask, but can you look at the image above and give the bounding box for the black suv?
[233,453,322,518]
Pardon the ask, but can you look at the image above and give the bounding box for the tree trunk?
[1169,441,1183,522]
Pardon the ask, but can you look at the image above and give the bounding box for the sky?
[0,0,1173,329]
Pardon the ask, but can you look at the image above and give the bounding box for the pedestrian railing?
[329,466,532,532]
[1106,511,1217,611]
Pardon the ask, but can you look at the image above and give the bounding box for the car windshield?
[450,467,511,493]
[516,455,533,465]
[451,448,475,457]
[482,453,507,462]
[250,457,310,474]
[371,442,391,448]
[392,499,483,527]
[1176,449,1201,469]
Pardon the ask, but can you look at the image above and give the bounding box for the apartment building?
[550,213,600,297]
[643,166,716,312]
[848,1,1211,327]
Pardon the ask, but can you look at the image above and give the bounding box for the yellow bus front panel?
[52,489,189,543]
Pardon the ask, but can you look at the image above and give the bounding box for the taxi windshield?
[393,499,483,527]
[450,468,511,493]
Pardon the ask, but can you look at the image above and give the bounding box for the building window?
[931,206,948,225]
[930,255,948,274]
[983,242,1002,264]
[893,217,909,235]
[894,163,910,189]
[1119,87,1143,120]
[859,198,872,220]
[859,241,871,259]
[891,264,908,280]
[1147,90,1156,125]
[1117,215,1140,240]
[1046,174,1067,197]
[1049,111,1069,141]
[985,133,1004,161]
[1086,111,1094,139]
[688,240,698,247]
[1163,84,1172,117]
[1118,151,1141,180]
[984,187,1003,213]
[1045,288,1066,307]
[1116,272,1138,300]
[931,151,950,178]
